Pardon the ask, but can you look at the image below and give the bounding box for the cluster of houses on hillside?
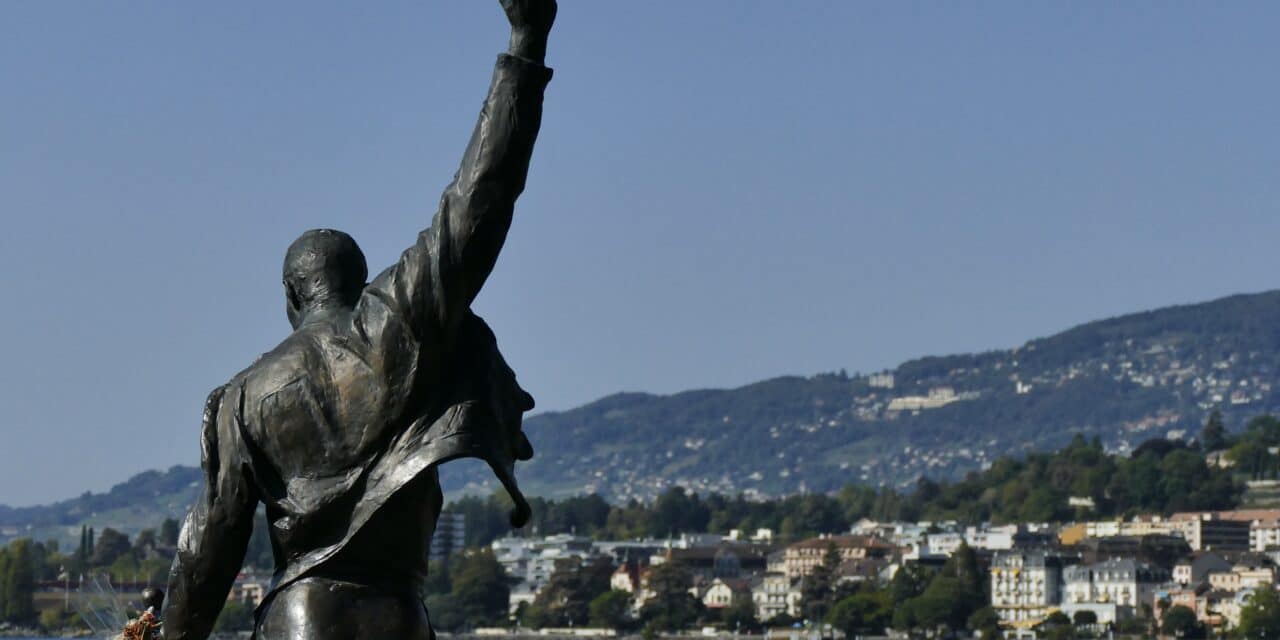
[438,508,1280,635]
[490,528,897,622]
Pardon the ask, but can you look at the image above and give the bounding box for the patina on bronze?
[160,2,556,638]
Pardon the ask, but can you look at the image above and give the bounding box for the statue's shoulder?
[231,331,322,408]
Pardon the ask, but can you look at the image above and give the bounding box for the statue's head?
[283,229,368,329]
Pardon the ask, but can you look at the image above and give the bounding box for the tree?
[1229,439,1273,480]
[891,600,916,632]
[895,544,985,632]
[449,549,510,628]
[764,612,797,629]
[0,548,9,620]
[588,590,634,632]
[1036,611,1075,640]
[214,599,254,633]
[245,512,274,569]
[888,562,932,605]
[967,606,1000,637]
[1202,410,1228,451]
[1248,415,1280,447]
[1043,611,1070,627]
[650,487,710,537]
[159,518,181,547]
[39,607,68,632]
[722,597,760,633]
[134,529,158,559]
[530,556,614,627]
[801,543,841,622]
[1161,605,1204,639]
[1019,486,1066,522]
[1072,610,1097,626]
[75,525,90,571]
[906,591,958,631]
[91,528,133,567]
[827,590,892,637]
[1237,587,1280,638]
[513,601,535,628]
[640,561,702,632]
[451,493,517,549]
[423,560,451,597]
[2,539,37,625]
[942,543,985,613]
[429,594,467,632]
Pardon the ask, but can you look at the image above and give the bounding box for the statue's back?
[234,315,443,638]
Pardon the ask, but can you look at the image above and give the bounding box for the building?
[1219,588,1258,629]
[837,556,890,584]
[227,573,270,608]
[990,551,1068,625]
[595,540,668,566]
[1058,524,1087,546]
[751,572,800,621]
[1251,517,1280,551]
[1171,510,1280,551]
[1084,516,1181,540]
[429,511,466,563]
[923,524,1054,558]
[701,577,752,609]
[492,534,600,612]
[1155,585,1207,627]
[611,562,641,594]
[1076,534,1189,569]
[766,550,786,574]
[926,531,1003,556]
[783,535,895,579]
[1208,570,1242,592]
[650,543,770,581]
[1170,514,1251,552]
[729,528,775,543]
[1060,559,1169,624]
[887,387,960,411]
[1173,552,1232,587]
[1218,557,1277,590]
[1154,584,1234,630]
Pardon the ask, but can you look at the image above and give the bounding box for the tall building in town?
[991,551,1068,625]
[429,511,466,563]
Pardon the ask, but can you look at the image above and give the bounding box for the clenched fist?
[502,0,556,63]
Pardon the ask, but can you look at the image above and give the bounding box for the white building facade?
[991,551,1065,624]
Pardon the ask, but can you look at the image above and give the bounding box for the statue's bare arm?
[364,0,556,341]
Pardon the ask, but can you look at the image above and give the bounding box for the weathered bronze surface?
[161,2,556,638]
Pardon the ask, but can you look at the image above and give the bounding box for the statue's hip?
[254,576,432,640]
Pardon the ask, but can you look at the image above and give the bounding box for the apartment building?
[991,551,1068,624]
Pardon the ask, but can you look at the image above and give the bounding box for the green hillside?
[0,467,198,547]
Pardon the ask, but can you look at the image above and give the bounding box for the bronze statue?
[160,2,556,638]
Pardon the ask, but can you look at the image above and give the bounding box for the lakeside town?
[10,507,1280,638]
[456,507,1280,637]
[10,414,1280,638]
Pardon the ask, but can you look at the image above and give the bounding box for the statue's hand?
[501,0,557,39]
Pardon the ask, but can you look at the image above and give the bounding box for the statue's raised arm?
[365,0,556,341]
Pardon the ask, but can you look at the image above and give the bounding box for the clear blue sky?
[2,2,1278,506]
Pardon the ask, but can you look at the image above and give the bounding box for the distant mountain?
[0,466,199,547]
[7,290,1280,542]
[440,289,1280,501]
